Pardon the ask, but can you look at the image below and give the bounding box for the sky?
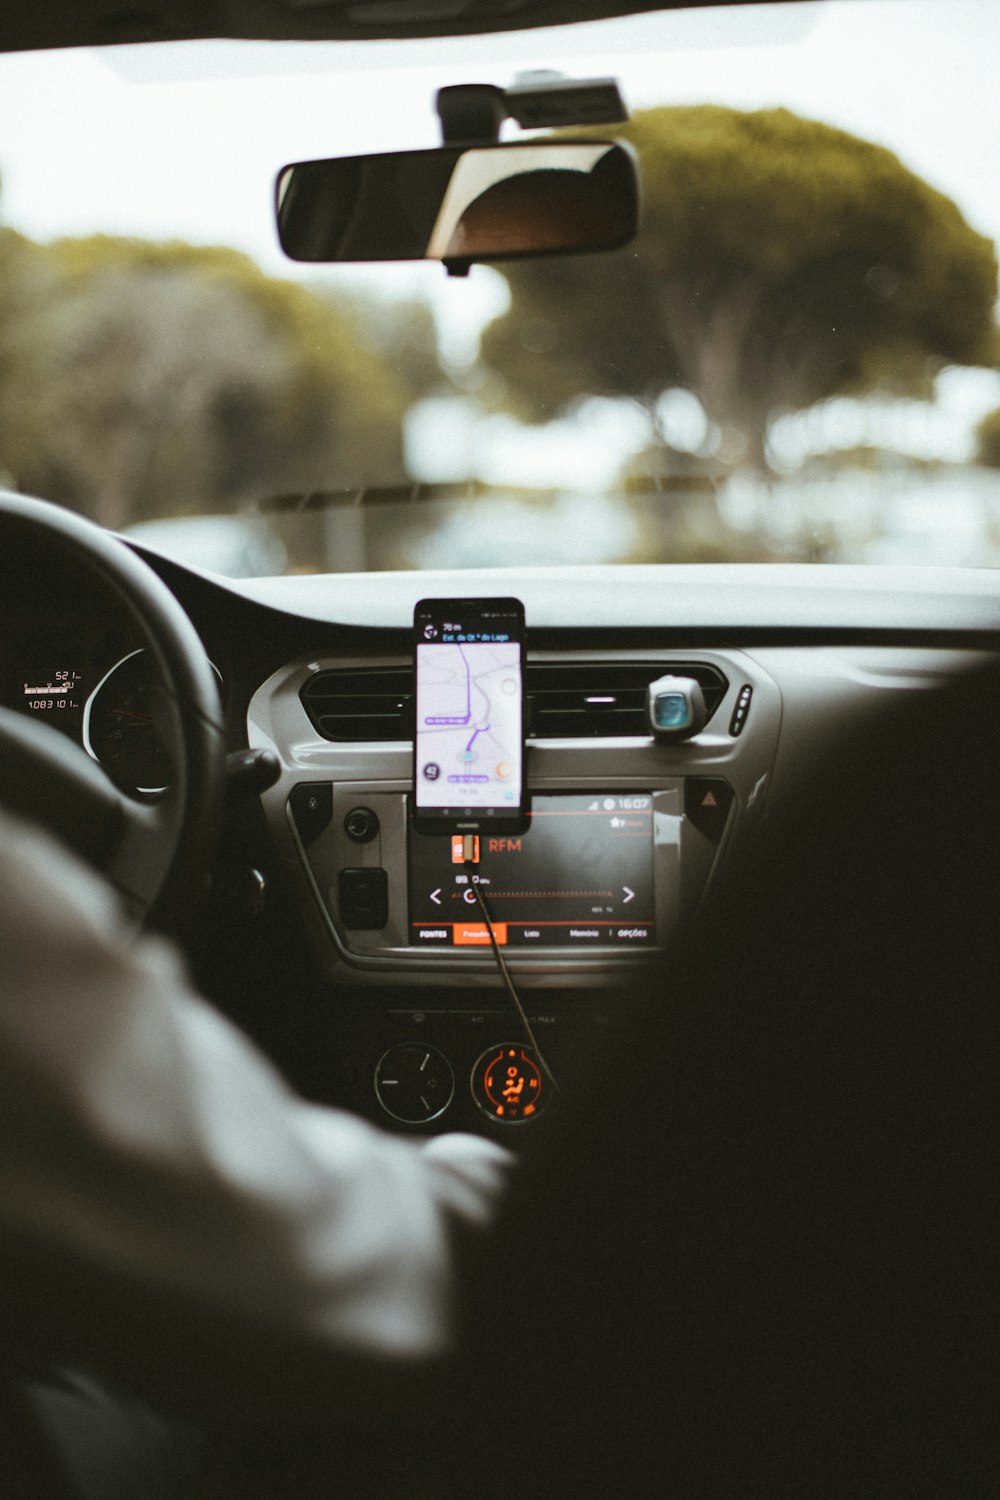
[0,0,998,480]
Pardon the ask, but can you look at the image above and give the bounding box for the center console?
[249,647,780,1130]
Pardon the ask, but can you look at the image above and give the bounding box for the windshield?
[0,0,998,575]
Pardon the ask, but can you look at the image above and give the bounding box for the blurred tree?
[0,234,418,530]
[319,284,443,405]
[0,226,45,481]
[976,406,1000,468]
[481,106,1000,471]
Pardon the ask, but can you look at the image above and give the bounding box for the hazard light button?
[684,778,734,844]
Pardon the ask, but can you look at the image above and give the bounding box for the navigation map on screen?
[416,637,522,810]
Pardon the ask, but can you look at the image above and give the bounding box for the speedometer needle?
[110,709,151,723]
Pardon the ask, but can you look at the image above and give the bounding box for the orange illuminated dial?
[472,1044,545,1123]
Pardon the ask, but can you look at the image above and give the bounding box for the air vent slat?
[301,667,413,742]
[526,661,728,738]
[300,661,728,742]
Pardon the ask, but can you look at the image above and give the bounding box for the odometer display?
[20,668,83,738]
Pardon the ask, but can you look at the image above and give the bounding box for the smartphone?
[412,596,526,833]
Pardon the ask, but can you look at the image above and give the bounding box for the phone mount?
[436,71,628,147]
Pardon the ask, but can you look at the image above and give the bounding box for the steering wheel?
[0,491,227,929]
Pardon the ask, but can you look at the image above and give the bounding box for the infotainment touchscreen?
[408,792,655,947]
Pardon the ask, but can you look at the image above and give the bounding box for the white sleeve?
[0,809,512,1372]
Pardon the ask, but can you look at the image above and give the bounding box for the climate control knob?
[472,1043,546,1123]
[375,1043,454,1124]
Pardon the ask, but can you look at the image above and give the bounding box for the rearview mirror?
[275,140,638,267]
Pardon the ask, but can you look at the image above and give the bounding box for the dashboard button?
[338,867,388,929]
[387,1009,450,1029]
[454,921,507,946]
[685,778,734,844]
[729,684,753,736]
[344,805,379,843]
[289,782,333,848]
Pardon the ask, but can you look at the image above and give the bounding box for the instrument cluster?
[5,606,220,799]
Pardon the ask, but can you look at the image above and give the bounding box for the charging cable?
[463,840,559,1092]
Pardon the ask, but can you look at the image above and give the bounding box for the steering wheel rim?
[0,490,226,929]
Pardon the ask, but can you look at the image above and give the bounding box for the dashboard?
[5,544,999,1136]
[248,643,781,980]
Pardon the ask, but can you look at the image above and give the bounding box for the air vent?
[301,660,728,742]
[526,662,728,738]
[301,666,412,741]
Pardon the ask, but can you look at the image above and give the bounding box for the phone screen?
[413,597,525,830]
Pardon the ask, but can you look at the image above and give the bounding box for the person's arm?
[0,809,511,1400]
